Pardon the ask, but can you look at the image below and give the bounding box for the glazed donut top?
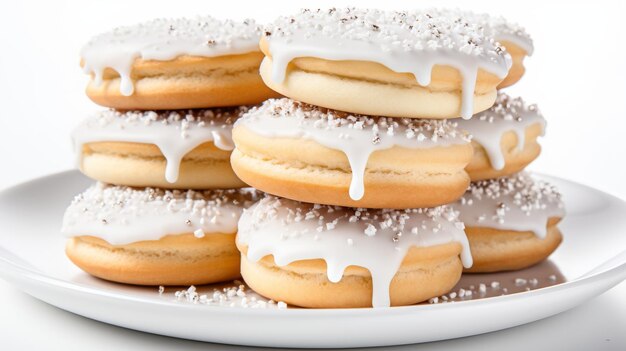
[452,173,565,237]
[81,16,262,96]
[461,11,533,55]
[73,107,247,183]
[236,98,470,200]
[456,93,545,170]
[62,183,260,245]
[237,194,472,308]
[263,8,512,119]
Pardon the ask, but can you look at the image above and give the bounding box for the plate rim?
[0,169,625,318]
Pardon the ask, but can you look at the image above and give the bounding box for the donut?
[451,173,565,273]
[458,93,545,181]
[73,108,248,189]
[460,11,533,88]
[231,98,473,209]
[236,195,472,308]
[62,183,259,286]
[259,8,512,119]
[81,16,280,110]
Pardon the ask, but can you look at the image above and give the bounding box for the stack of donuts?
[62,16,278,285]
[62,8,566,309]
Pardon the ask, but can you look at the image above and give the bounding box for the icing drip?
[81,16,262,96]
[452,173,565,238]
[457,93,546,170]
[236,98,470,200]
[263,8,511,119]
[73,107,247,183]
[237,195,472,308]
[62,183,259,245]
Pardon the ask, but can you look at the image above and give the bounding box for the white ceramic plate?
[0,171,625,348]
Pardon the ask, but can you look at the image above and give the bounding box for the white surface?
[0,0,625,349]
[0,171,625,348]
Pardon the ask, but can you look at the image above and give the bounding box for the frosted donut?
[236,195,472,308]
[452,173,565,273]
[458,93,545,181]
[62,183,259,285]
[461,11,533,88]
[73,108,248,189]
[496,41,530,88]
[231,98,473,209]
[81,17,280,110]
[259,8,512,119]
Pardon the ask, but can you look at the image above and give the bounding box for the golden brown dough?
[66,233,240,286]
[497,41,529,88]
[85,53,281,110]
[80,141,246,189]
[466,123,542,181]
[463,218,563,273]
[238,242,464,308]
[259,38,502,118]
[231,124,473,209]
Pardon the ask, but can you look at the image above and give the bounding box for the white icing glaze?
[62,183,259,245]
[81,17,262,96]
[456,93,545,170]
[460,10,534,55]
[452,173,565,238]
[236,98,470,200]
[494,32,534,56]
[237,195,472,308]
[263,8,511,119]
[73,107,247,183]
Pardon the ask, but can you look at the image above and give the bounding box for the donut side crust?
[259,37,502,118]
[84,52,281,110]
[80,141,247,189]
[496,41,528,89]
[231,125,473,208]
[463,217,563,273]
[66,233,240,286]
[466,122,543,181]
[237,242,464,308]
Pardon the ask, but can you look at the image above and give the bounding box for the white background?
[0,0,625,349]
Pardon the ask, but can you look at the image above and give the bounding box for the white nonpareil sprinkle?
[459,173,563,224]
[473,92,542,125]
[83,16,262,54]
[63,183,260,239]
[515,278,528,286]
[167,282,286,309]
[241,98,470,145]
[456,10,532,48]
[265,8,507,60]
[244,194,464,243]
[427,272,557,305]
[89,107,247,136]
[364,224,377,237]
